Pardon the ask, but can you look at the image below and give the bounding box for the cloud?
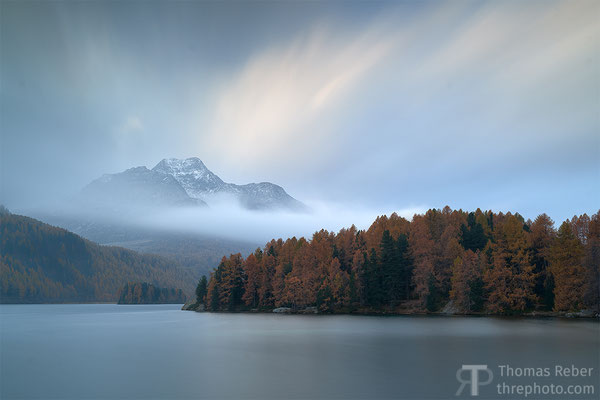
[135,201,427,243]
[200,21,400,173]
[197,0,598,184]
[3,0,598,223]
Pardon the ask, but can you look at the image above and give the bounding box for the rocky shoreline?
[181,300,599,319]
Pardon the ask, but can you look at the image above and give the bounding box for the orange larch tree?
[484,215,536,314]
[550,221,586,312]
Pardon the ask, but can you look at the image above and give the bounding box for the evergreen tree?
[364,248,384,306]
[208,270,221,311]
[426,273,438,312]
[379,230,400,305]
[460,213,488,252]
[528,214,556,310]
[396,234,413,301]
[196,275,208,305]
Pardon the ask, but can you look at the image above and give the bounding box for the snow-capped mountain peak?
[152,158,226,198]
[82,157,306,212]
[80,165,205,209]
[152,157,306,211]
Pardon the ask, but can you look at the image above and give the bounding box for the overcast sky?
[1,0,598,224]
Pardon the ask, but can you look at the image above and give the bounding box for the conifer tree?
[460,213,488,252]
[528,214,556,310]
[449,250,481,313]
[195,275,208,305]
[484,215,536,313]
[583,212,600,311]
[550,222,585,312]
[410,216,436,307]
[242,254,261,308]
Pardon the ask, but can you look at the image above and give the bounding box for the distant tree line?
[118,282,186,304]
[195,208,599,314]
[0,211,195,303]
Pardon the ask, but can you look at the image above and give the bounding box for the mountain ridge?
[82,157,306,211]
[152,157,306,211]
[81,165,206,209]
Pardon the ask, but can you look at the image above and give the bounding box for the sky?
[1,0,599,227]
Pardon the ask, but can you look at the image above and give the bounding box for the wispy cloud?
[198,0,598,191]
[201,21,400,171]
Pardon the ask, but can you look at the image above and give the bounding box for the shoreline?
[181,302,600,320]
[3,302,597,319]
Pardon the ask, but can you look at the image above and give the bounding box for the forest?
[0,208,195,303]
[193,208,599,315]
[118,282,187,304]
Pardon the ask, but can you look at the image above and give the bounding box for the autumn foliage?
[198,208,599,314]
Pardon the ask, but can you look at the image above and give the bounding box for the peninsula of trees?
[118,282,187,304]
[190,208,599,315]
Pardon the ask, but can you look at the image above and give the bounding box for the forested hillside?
[31,212,259,277]
[198,208,599,314]
[0,209,195,303]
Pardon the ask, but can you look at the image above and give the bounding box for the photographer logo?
[456,364,494,396]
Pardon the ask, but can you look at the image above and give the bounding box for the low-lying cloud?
[118,201,426,244]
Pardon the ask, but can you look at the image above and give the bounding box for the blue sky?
[1,0,598,224]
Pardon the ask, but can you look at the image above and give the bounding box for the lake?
[1,305,598,399]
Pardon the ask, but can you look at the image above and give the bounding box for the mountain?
[15,157,302,283]
[80,166,205,209]
[153,157,306,211]
[0,210,195,303]
[82,157,305,211]
[152,157,227,198]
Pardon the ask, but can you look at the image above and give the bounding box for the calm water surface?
[1,305,598,399]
